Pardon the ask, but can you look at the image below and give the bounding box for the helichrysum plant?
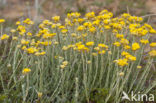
[0,10,156,103]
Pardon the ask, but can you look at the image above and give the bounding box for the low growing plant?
[0,10,156,103]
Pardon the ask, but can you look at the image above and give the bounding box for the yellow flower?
[62,61,68,66]
[71,33,77,37]
[119,72,124,76]
[103,19,110,25]
[92,52,97,56]
[104,25,111,30]
[144,23,152,29]
[40,41,52,46]
[22,68,31,75]
[1,34,9,40]
[16,21,21,25]
[38,92,43,98]
[115,58,128,67]
[150,42,156,47]
[67,12,80,18]
[60,65,66,69]
[98,44,108,49]
[26,47,38,54]
[35,52,46,56]
[100,30,104,33]
[59,25,65,29]
[52,16,60,22]
[85,12,95,19]
[62,46,68,51]
[10,29,16,33]
[132,43,140,51]
[54,41,59,45]
[77,44,89,52]
[140,39,149,44]
[21,39,29,45]
[113,42,120,47]
[78,18,84,23]
[125,55,136,61]
[68,45,74,48]
[77,26,85,31]
[43,20,52,25]
[82,33,87,37]
[122,13,130,18]
[83,22,92,27]
[27,32,32,36]
[51,24,57,28]
[121,51,129,56]
[98,50,106,54]
[21,46,27,50]
[42,33,56,39]
[120,38,129,45]
[138,28,148,36]
[124,45,131,50]
[73,19,77,23]
[137,65,142,69]
[61,29,68,33]
[93,20,100,26]
[17,25,26,35]
[149,29,156,34]
[23,18,34,25]
[149,50,156,57]
[87,60,91,64]
[17,45,21,48]
[40,52,46,55]
[94,47,100,51]
[112,29,118,33]
[116,34,124,39]
[86,41,94,46]
[89,26,96,33]
[0,19,5,23]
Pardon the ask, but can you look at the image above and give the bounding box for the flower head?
[22,68,31,75]
[140,39,149,45]
[0,19,5,23]
[150,42,156,47]
[1,34,9,40]
[52,16,60,22]
[119,72,124,76]
[115,58,128,67]
[149,50,156,57]
[132,43,140,51]
[38,92,43,98]
[137,65,142,69]
[113,42,120,47]
[86,41,94,46]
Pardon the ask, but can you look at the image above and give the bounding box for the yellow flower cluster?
[0,19,5,23]
[132,43,140,51]
[60,61,68,69]
[0,9,155,71]
[1,9,156,103]
[23,18,34,25]
[86,41,94,46]
[1,34,9,40]
[22,68,31,75]
[114,59,128,67]
[149,50,156,57]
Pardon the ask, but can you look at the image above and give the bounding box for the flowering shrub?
[0,10,156,103]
